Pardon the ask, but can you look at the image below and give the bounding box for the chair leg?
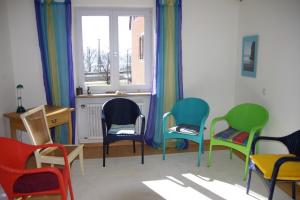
[141,139,144,164]
[201,136,205,154]
[36,159,42,168]
[61,187,67,200]
[106,144,109,155]
[243,154,250,181]
[79,148,84,176]
[268,178,276,200]
[197,143,201,167]
[207,143,213,167]
[246,164,252,194]
[163,138,166,160]
[133,140,136,153]
[68,178,74,200]
[292,182,296,200]
[102,143,106,167]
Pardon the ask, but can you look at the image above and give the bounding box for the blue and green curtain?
[145,0,185,148]
[35,0,75,144]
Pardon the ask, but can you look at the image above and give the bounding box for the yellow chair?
[246,130,300,200]
[21,105,84,175]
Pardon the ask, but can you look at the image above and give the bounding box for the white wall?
[0,0,17,137]
[182,0,240,137]
[6,0,46,108]
[235,0,300,153]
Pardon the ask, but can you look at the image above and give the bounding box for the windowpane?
[82,16,111,86]
[118,16,145,86]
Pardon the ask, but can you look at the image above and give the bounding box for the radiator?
[82,103,144,141]
[86,104,102,140]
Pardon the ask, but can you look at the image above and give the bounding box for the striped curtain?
[145,0,185,148]
[35,0,75,144]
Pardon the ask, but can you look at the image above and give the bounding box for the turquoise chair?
[207,103,269,180]
[163,97,209,166]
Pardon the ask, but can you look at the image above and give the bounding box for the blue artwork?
[241,35,258,78]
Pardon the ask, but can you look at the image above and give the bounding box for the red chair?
[0,137,74,200]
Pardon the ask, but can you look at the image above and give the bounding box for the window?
[76,8,152,93]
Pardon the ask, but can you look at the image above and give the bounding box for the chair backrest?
[21,105,53,145]
[0,137,35,169]
[171,98,209,126]
[102,98,141,130]
[226,103,269,132]
[281,130,300,156]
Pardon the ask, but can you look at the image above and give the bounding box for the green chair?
[163,97,209,166]
[207,103,269,180]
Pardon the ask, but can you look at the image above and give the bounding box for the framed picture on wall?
[241,35,258,78]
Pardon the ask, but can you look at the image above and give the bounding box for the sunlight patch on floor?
[143,179,212,200]
[182,173,267,200]
[143,173,269,200]
[166,176,185,185]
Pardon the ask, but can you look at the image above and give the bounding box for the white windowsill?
[76,92,151,98]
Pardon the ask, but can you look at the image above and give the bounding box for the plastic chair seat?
[14,171,62,193]
[214,128,249,146]
[251,154,300,180]
[169,124,200,135]
[108,124,136,135]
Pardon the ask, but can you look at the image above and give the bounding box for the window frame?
[139,33,144,60]
[75,7,152,94]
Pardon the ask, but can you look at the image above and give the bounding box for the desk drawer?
[47,112,69,127]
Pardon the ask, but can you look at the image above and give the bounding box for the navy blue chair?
[101,98,145,167]
[247,130,300,200]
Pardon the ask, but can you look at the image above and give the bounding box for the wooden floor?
[83,140,212,159]
[25,141,299,199]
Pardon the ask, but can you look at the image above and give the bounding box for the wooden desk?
[4,105,74,144]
